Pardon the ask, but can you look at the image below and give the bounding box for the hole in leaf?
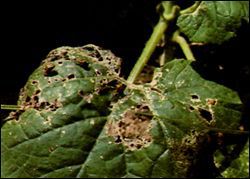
[115,68,120,74]
[189,106,195,111]
[79,61,90,71]
[49,55,61,61]
[68,74,75,79]
[191,94,199,100]
[33,95,39,102]
[35,90,41,95]
[198,108,213,122]
[44,65,58,77]
[95,70,102,76]
[32,80,38,85]
[40,102,46,109]
[114,135,122,143]
[78,90,84,97]
[25,96,31,102]
[95,52,102,60]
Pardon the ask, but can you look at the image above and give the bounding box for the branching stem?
[127,2,180,84]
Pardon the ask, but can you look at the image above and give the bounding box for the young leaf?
[177,1,249,44]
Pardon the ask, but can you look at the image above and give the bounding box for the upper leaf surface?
[177,1,249,44]
[76,59,243,178]
[1,45,122,178]
[1,55,243,178]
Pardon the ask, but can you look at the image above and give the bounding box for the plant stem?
[180,1,201,15]
[127,18,167,84]
[1,104,20,110]
[127,3,179,84]
[172,30,195,61]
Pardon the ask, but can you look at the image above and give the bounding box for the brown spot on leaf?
[107,105,153,150]
[206,98,217,106]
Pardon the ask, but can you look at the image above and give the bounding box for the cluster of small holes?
[23,94,40,108]
[107,105,152,150]
[22,89,61,111]
[99,79,108,85]
[96,79,123,97]
[38,100,61,111]
[188,94,216,123]
[46,47,72,62]
[8,110,25,121]
[82,44,121,75]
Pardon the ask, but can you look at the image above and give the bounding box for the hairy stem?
[172,30,195,61]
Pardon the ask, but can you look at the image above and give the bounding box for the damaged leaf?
[1,45,122,178]
[177,1,249,44]
[1,52,244,177]
[76,59,243,178]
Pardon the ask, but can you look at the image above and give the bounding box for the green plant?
[1,1,249,178]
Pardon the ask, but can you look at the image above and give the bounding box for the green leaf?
[74,59,243,178]
[222,141,249,178]
[177,1,249,44]
[1,57,243,177]
[1,45,122,178]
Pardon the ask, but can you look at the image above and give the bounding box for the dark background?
[0,1,160,109]
[0,1,249,122]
